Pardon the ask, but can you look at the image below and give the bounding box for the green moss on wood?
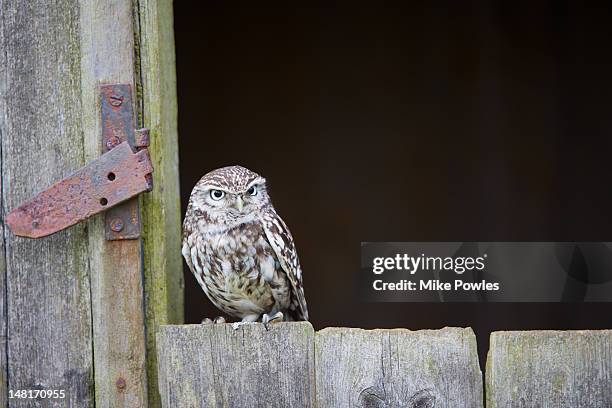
[135,1,183,407]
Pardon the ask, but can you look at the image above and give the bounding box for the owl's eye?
[247,185,257,196]
[210,189,225,200]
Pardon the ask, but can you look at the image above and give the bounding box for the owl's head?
[186,165,271,228]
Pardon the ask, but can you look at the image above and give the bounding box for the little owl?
[182,165,309,328]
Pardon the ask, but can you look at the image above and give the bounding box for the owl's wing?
[260,207,309,321]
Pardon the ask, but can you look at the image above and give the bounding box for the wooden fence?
[157,323,612,408]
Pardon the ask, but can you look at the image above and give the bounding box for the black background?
[173,1,612,367]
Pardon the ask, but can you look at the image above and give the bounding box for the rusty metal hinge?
[6,84,153,240]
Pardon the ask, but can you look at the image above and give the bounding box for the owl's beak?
[233,197,244,212]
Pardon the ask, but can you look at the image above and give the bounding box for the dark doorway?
[174,2,612,368]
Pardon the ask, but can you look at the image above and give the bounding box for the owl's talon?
[262,311,284,331]
[232,314,260,330]
[201,316,225,325]
[232,321,250,330]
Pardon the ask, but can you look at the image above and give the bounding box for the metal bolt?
[106,136,121,150]
[110,218,124,232]
[144,174,153,192]
[109,94,123,107]
[135,128,150,150]
[116,377,126,390]
[32,220,40,229]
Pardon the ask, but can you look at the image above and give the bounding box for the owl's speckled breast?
[187,221,291,319]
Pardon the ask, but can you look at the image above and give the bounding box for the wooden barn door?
[0,1,182,407]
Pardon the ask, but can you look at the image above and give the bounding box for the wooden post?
[0,1,95,407]
[0,0,182,406]
[157,323,316,408]
[486,330,612,408]
[316,327,483,407]
[79,1,148,406]
[136,0,184,406]
[0,171,5,406]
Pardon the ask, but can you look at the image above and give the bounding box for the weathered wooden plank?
[135,0,184,406]
[157,322,316,408]
[0,0,94,406]
[486,330,612,408]
[0,68,7,407]
[316,327,483,407]
[79,0,148,406]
